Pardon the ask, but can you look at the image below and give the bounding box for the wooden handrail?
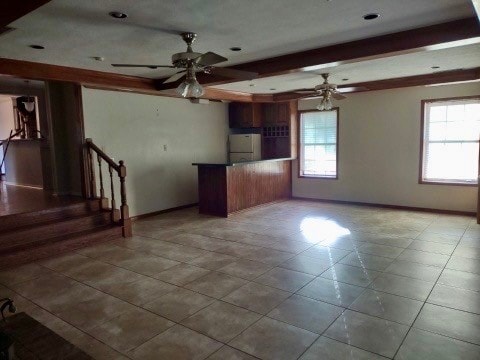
[0,129,24,146]
[85,138,119,171]
[85,138,131,237]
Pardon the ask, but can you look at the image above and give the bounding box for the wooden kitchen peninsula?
[193,158,292,217]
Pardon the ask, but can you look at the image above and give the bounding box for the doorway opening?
[0,77,82,217]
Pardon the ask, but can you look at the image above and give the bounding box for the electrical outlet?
[163,145,167,151]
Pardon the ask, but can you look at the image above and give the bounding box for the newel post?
[118,160,132,237]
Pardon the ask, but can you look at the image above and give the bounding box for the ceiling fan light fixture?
[316,93,333,111]
[176,68,204,98]
[176,80,204,98]
[23,100,35,112]
[23,80,35,113]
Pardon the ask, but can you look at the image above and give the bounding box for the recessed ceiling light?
[431,66,440,69]
[230,47,242,52]
[363,13,379,20]
[342,78,349,81]
[109,11,128,19]
[29,45,44,49]
[92,56,105,61]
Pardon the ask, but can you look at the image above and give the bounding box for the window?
[299,109,338,178]
[421,97,480,185]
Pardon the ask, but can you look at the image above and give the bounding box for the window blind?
[300,110,338,177]
[423,99,480,184]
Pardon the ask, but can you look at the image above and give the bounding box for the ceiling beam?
[156,17,480,90]
[271,67,480,102]
[0,57,253,102]
[0,0,51,28]
[0,57,156,91]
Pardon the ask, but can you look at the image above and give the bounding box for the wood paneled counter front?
[193,158,292,217]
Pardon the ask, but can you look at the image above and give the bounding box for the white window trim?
[420,97,480,186]
[299,109,339,179]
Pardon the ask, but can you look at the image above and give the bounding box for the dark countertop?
[193,157,294,167]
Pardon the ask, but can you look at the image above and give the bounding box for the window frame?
[297,108,339,180]
[419,95,480,187]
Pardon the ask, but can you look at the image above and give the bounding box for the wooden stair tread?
[0,225,122,270]
[0,209,110,235]
[23,224,121,250]
[0,200,101,232]
[0,212,113,253]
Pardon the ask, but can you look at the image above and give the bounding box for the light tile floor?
[1,200,480,359]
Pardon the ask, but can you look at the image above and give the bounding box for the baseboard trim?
[292,196,476,217]
[131,203,198,221]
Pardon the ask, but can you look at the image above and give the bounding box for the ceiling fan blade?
[163,71,187,84]
[337,86,369,93]
[332,92,346,100]
[194,52,228,66]
[111,64,175,69]
[208,67,258,80]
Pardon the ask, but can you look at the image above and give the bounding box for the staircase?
[0,199,123,269]
[0,138,132,270]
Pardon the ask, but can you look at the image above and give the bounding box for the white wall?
[0,96,14,140]
[5,140,43,187]
[293,82,480,212]
[82,88,228,217]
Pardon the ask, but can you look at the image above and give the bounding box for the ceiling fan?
[294,73,367,110]
[112,32,258,98]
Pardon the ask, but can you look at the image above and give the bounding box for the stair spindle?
[108,165,117,222]
[97,154,108,209]
[88,146,97,199]
[84,139,131,238]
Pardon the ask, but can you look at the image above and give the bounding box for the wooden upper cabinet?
[229,101,295,128]
[229,102,262,128]
[262,102,294,126]
[276,102,291,125]
[262,104,276,126]
[262,103,286,125]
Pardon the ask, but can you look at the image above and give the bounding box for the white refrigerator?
[229,134,262,162]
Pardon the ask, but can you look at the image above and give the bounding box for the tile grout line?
[1,204,476,359]
[29,225,472,351]
[390,220,470,359]
[1,279,135,359]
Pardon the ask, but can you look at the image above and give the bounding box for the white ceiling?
[0,0,477,93]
